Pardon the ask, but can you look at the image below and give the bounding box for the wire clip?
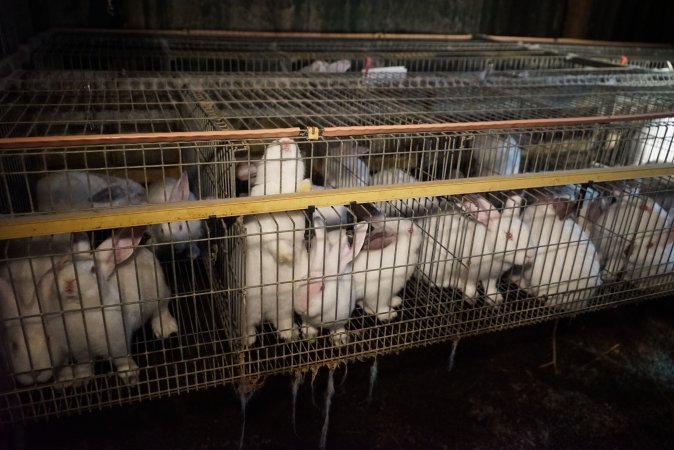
[307,127,320,140]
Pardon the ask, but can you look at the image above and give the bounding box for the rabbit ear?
[90,185,126,204]
[584,196,609,224]
[364,228,398,250]
[464,198,494,228]
[551,198,576,221]
[169,172,190,202]
[338,222,368,272]
[503,196,522,217]
[96,227,145,278]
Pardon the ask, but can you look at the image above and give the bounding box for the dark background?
[2,0,674,59]
[1,1,674,448]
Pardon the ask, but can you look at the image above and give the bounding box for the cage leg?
[367,358,378,403]
[448,338,460,372]
[237,378,259,450]
[538,319,560,375]
[291,370,304,436]
[319,368,336,450]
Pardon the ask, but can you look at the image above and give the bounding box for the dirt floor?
[3,296,674,450]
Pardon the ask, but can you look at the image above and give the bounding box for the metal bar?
[3,112,674,150]
[482,34,672,48]
[51,28,474,41]
[0,128,302,150]
[322,112,674,137]
[2,164,674,240]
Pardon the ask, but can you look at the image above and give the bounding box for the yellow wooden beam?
[2,164,674,240]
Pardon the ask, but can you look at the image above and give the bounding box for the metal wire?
[2,31,674,424]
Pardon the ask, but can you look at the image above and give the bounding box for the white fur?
[243,211,306,346]
[516,202,602,311]
[37,171,146,212]
[250,138,306,196]
[580,193,670,281]
[418,196,534,305]
[472,134,522,177]
[147,171,203,258]
[0,235,90,385]
[353,219,423,321]
[33,229,177,387]
[293,220,368,346]
[370,169,439,217]
[631,118,674,165]
[623,206,674,293]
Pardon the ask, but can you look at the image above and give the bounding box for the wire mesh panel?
[29,31,620,74]
[2,30,674,424]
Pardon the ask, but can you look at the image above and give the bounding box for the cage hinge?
[306,126,320,140]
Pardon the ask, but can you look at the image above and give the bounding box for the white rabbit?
[318,141,371,189]
[471,134,522,177]
[370,169,439,217]
[353,218,423,321]
[515,197,603,311]
[243,138,312,346]
[147,171,203,259]
[0,234,91,385]
[623,207,674,293]
[630,118,674,165]
[418,195,534,305]
[580,189,670,281]
[37,171,146,212]
[34,227,177,387]
[250,138,307,196]
[294,217,368,346]
[243,210,307,346]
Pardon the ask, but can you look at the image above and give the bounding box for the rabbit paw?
[302,325,319,341]
[364,304,398,322]
[329,328,349,346]
[297,178,313,193]
[54,364,92,390]
[152,314,179,339]
[246,331,258,347]
[277,325,301,342]
[390,295,403,308]
[115,359,140,386]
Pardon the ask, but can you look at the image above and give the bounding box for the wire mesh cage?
[2,30,674,425]
[2,117,674,422]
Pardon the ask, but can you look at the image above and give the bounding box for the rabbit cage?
[1,29,674,424]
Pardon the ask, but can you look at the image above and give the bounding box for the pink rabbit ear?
[169,172,190,202]
[364,229,397,250]
[338,222,368,272]
[96,227,144,278]
[464,199,493,228]
[584,197,609,224]
[551,198,576,221]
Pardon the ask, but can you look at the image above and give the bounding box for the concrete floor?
[4,296,674,449]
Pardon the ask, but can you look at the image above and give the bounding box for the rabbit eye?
[179,224,184,231]
[641,204,652,212]
[647,241,655,249]
[90,265,96,274]
[10,341,18,352]
[505,231,513,241]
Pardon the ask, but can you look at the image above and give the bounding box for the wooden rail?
[2,164,674,240]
